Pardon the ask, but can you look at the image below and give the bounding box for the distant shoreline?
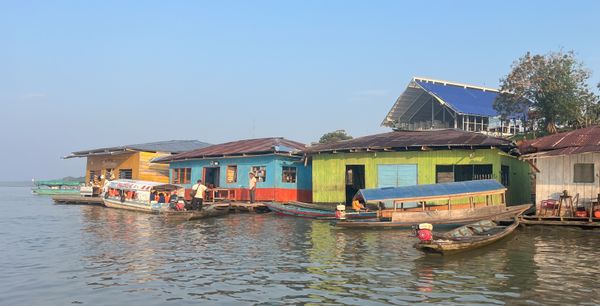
[0,181,34,187]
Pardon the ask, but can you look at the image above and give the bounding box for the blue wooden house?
[154,137,312,202]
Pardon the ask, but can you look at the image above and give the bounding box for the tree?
[318,130,353,144]
[494,50,599,134]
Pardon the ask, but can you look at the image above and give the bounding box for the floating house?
[65,140,210,184]
[520,126,600,210]
[381,77,524,135]
[155,137,312,202]
[304,129,531,205]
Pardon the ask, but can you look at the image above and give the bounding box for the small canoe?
[161,204,230,221]
[415,218,519,254]
[265,202,377,219]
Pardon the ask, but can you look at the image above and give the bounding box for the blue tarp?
[357,179,504,202]
[415,80,499,116]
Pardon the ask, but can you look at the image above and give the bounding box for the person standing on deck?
[191,179,207,210]
[248,173,257,203]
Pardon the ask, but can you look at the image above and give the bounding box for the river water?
[1,186,599,305]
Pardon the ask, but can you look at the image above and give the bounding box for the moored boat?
[266,202,377,219]
[32,180,82,195]
[334,180,531,229]
[103,179,227,220]
[414,218,519,254]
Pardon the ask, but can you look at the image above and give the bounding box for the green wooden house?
[304,129,531,205]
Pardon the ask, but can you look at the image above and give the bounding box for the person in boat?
[249,173,257,203]
[158,192,166,203]
[191,179,207,210]
[352,199,366,211]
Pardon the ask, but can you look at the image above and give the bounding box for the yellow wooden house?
[65,140,210,184]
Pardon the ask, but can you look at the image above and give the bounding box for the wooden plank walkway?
[519,215,600,228]
[52,195,105,206]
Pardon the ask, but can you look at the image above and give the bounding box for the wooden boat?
[103,179,227,220]
[32,180,82,195]
[265,202,377,219]
[414,218,519,254]
[161,204,230,221]
[334,180,532,229]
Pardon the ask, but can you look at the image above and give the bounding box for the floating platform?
[52,195,105,206]
[519,215,600,228]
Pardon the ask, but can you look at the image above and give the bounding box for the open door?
[345,165,365,204]
[203,167,220,188]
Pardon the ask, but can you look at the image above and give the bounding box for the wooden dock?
[52,195,105,206]
[519,215,600,228]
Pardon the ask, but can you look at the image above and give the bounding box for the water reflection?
[2,187,600,305]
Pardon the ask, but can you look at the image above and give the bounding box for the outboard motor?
[416,223,433,242]
[335,204,346,220]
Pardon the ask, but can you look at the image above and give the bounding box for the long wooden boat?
[334,180,532,229]
[32,180,81,195]
[266,202,377,219]
[415,218,519,254]
[103,179,227,220]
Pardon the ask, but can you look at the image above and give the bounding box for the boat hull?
[33,189,80,196]
[335,204,531,229]
[266,202,377,219]
[416,219,519,254]
[104,198,230,220]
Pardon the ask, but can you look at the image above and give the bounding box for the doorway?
[345,165,365,204]
[203,167,220,188]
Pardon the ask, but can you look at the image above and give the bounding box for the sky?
[1,0,600,181]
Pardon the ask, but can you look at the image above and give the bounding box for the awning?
[106,179,182,192]
[355,179,505,203]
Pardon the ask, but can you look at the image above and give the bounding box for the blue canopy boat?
[335,180,531,229]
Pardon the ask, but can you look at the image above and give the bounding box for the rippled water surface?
[2,187,600,305]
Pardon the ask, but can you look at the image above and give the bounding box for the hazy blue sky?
[2,1,599,181]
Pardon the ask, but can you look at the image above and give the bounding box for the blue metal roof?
[415,80,499,116]
[357,179,505,202]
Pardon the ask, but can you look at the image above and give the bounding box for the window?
[226,165,238,183]
[436,165,454,183]
[501,165,510,186]
[172,168,191,184]
[282,166,297,183]
[574,163,594,183]
[89,170,98,182]
[251,166,267,182]
[377,164,417,188]
[436,164,493,182]
[119,169,133,179]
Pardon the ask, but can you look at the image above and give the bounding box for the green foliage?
[318,130,353,144]
[494,50,599,134]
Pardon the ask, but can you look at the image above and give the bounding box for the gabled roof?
[65,140,211,158]
[382,77,501,127]
[415,78,499,116]
[156,137,307,162]
[305,129,516,154]
[520,126,600,157]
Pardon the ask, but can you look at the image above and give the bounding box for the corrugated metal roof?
[305,129,516,154]
[382,77,508,128]
[157,137,306,162]
[357,179,505,202]
[415,79,499,116]
[520,126,600,156]
[66,140,211,158]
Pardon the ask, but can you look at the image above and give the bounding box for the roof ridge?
[413,76,499,92]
